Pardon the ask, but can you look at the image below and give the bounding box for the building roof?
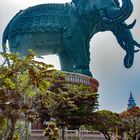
[127,92,136,110]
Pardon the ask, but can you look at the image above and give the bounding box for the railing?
[31,129,44,136]
[30,130,117,140]
[63,72,99,92]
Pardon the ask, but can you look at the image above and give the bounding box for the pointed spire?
[127,91,136,110]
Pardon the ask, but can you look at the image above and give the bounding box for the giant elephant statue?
[2,0,140,77]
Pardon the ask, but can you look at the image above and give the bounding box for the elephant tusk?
[126,19,136,29]
[134,49,139,53]
[133,40,140,48]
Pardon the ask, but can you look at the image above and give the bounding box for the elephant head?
[72,0,140,68]
[104,0,140,68]
[72,0,133,23]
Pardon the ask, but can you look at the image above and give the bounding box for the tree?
[0,51,58,140]
[34,79,99,140]
[86,110,121,140]
[36,82,98,123]
[59,84,98,125]
[120,106,140,140]
[0,51,99,140]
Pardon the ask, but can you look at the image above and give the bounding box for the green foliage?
[120,106,140,140]
[0,115,6,137]
[95,110,120,130]
[58,84,98,126]
[86,110,121,140]
[44,122,59,140]
[0,51,99,139]
[0,51,58,140]
[36,80,99,128]
[13,132,20,140]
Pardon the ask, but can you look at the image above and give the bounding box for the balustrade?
[63,72,99,92]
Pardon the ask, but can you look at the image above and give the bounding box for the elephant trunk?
[124,47,134,68]
[112,23,140,68]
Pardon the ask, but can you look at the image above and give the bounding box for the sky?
[0,0,140,113]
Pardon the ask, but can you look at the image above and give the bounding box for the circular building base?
[63,71,99,92]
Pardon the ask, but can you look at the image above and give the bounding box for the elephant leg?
[58,50,74,72]
[63,37,92,77]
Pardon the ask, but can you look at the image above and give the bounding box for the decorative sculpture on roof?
[2,0,140,77]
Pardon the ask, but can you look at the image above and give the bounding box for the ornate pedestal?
[64,72,99,92]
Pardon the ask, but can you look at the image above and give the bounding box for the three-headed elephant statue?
[2,0,140,77]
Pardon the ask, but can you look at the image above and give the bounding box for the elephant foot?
[73,69,93,77]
